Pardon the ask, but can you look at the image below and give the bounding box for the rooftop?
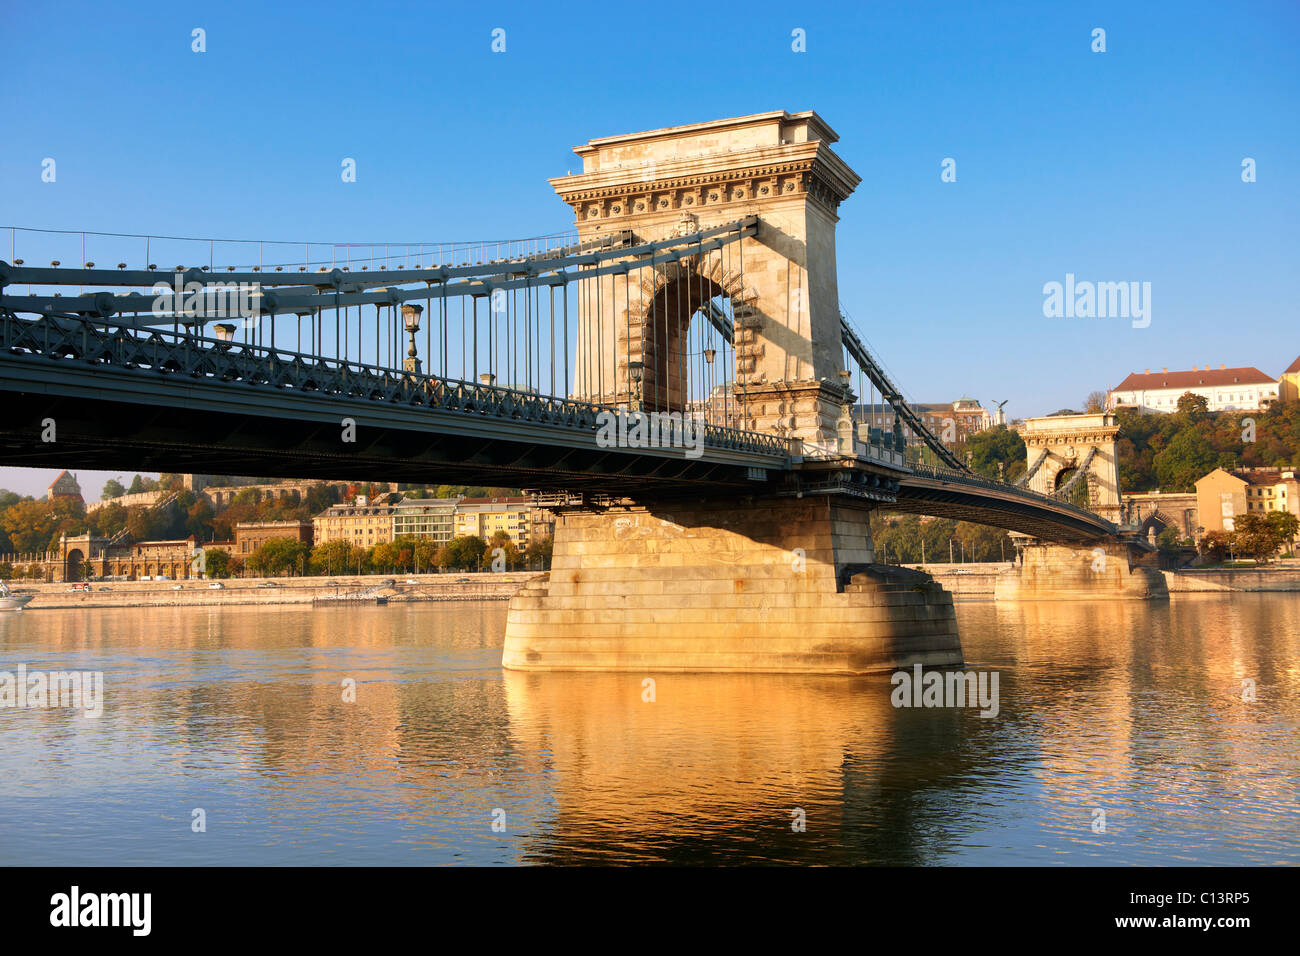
[1114,366,1275,391]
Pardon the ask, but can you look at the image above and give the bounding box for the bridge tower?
[994,412,1166,601]
[550,110,860,450]
[505,113,963,675]
[1019,413,1122,524]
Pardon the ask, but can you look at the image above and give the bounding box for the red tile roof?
[1113,367,1275,391]
[1283,355,1300,375]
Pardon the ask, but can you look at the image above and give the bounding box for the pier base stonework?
[502,497,963,673]
[993,540,1168,601]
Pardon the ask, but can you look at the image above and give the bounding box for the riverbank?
[5,571,545,610]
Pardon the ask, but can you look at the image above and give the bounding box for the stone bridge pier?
[993,536,1168,601]
[503,495,963,673]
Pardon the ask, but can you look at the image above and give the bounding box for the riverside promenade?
[5,572,544,610]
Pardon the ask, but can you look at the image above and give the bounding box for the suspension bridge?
[0,110,1158,673]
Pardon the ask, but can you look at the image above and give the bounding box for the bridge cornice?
[549,139,860,223]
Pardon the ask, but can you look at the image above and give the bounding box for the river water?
[1,595,1298,865]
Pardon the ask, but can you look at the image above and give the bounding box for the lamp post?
[837,369,855,454]
[402,304,423,375]
[628,360,643,411]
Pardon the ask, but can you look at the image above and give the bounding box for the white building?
[1108,365,1278,413]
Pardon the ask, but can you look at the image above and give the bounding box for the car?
[157,575,170,581]
[381,579,396,587]
[403,578,419,585]
[207,582,225,590]
[456,577,470,583]
[66,583,90,592]
[954,568,972,574]
[171,584,184,590]
[258,581,280,588]
[97,586,112,592]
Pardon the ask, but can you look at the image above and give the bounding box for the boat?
[0,581,35,611]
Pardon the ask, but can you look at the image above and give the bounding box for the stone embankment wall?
[13,572,543,609]
[905,563,1011,597]
[1163,569,1300,592]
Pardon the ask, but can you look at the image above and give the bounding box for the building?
[852,398,993,442]
[47,470,83,503]
[46,533,200,582]
[453,497,538,545]
[1108,365,1279,413]
[1195,467,1299,534]
[1279,354,1300,403]
[233,520,313,556]
[311,494,401,548]
[391,497,460,546]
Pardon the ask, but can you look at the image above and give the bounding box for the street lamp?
[213,323,236,343]
[837,369,854,454]
[402,303,423,374]
[628,360,643,411]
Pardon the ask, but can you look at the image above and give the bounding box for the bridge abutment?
[993,539,1168,601]
[503,496,963,673]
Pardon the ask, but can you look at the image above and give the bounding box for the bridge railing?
[906,461,1113,526]
[0,310,793,462]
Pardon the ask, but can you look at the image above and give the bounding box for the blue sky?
[2,0,1297,499]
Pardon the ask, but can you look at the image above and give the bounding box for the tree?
[440,535,487,570]
[954,521,1013,562]
[1198,530,1233,563]
[1,499,62,554]
[481,531,522,571]
[311,540,365,576]
[525,535,554,570]
[1152,429,1217,492]
[1176,391,1210,417]
[1230,513,1279,563]
[965,425,1027,482]
[126,474,158,494]
[1155,526,1184,553]
[1084,391,1108,413]
[204,549,234,579]
[186,498,215,541]
[246,538,311,577]
[101,478,126,500]
[1267,511,1299,555]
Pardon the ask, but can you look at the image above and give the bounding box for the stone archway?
[612,254,755,422]
[65,548,85,582]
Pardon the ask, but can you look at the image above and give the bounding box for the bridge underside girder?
[0,386,774,497]
[890,481,1111,544]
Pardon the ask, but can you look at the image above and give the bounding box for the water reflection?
[0,596,1297,865]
